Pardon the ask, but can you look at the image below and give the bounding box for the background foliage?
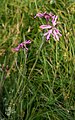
[0,0,75,120]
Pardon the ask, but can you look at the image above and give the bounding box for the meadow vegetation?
[0,0,75,119]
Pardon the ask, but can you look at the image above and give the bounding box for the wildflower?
[52,28,62,41]
[34,12,53,22]
[52,15,58,26]
[35,12,62,41]
[44,29,52,40]
[12,40,31,52]
[40,25,62,41]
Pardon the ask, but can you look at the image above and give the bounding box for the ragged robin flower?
[12,40,31,52]
[40,25,62,41]
[35,12,62,41]
[34,12,53,22]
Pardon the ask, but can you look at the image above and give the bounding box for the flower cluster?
[13,40,31,52]
[13,12,62,52]
[35,12,62,41]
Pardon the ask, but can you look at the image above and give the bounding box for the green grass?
[0,0,75,120]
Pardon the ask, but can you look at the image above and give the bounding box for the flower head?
[12,40,31,52]
[35,12,62,41]
[34,12,53,22]
[40,25,62,41]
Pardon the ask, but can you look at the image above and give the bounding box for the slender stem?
[28,37,45,79]
[56,41,58,65]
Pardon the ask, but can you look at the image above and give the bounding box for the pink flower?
[52,15,58,26]
[52,28,62,41]
[34,12,45,18]
[34,12,53,22]
[35,12,58,26]
[44,29,52,40]
[40,25,52,29]
[40,25,62,41]
[12,40,31,52]
[35,12,62,41]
